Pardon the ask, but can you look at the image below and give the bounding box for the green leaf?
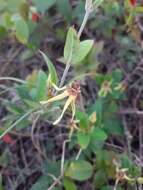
[16,84,31,100]
[0,26,7,39]
[0,174,4,190]
[112,69,123,83]
[3,12,14,29]
[88,98,103,124]
[42,160,60,177]
[30,175,50,190]
[101,186,112,190]
[64,27,79,62]
[75,110,89,130]
[15,18,29,44]
[121,154,141,177]
[6,103,24,115]
[77,131,90,149]
[63,178,77,190]
[94,170,107,188]
[56,0,72,22]
[0,151,10,167]
[4,0,22,12]
[101,186,123,190]
[103,118,123,136]
[65,160,93,181]
[40,51,58,84]
[19,2,29,21]
[91,128,107,141]
[73,40,94,64]
[32,0,56,13]
[134,6,143,13]
[36,70,48,101]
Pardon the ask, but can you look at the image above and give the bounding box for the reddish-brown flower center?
[67,82,81,97]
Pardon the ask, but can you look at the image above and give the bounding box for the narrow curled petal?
[40,91,69,104]
[53,96,73,125]
[52,83,66,91]
[71,99,76,121]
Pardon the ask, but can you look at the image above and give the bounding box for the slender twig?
[119,109,143,116]
[122,116,132,159]
[59,60,71,88]
[75,148,82,160]
[77,11,90,39]
[47,139,70,190]
[47,176,62,190]
[139,119,143,162]
[61,139,70,175]
[0,77,26,84]
[114,179,119,190]
[31,114,45,158]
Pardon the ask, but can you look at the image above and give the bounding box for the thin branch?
[78,11,90,39]
[123,116,132,160]
[61,139,70,175]
[0,109,34,139]
[76,149,82,160]
[0,77,26,84]
[139,119,143,163]
[114,179,119,190]
[118,109,143,116]
[47,139,70,190]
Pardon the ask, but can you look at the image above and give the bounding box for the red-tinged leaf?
[129,0,136,6]
[2,134,15,145]
[32,12,41,22]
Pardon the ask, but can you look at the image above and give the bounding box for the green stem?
[0,77,26,84]
[0,109,34,139]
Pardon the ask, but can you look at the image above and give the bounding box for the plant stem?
[61,139,70,175]
[76,148,82,160]
[59,60,71,88]
[59,10,90,87]
[114,179,119,190]
[0,77,26,84]
[0,109,34,139]
[78,11,90,39]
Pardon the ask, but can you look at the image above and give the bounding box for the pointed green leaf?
[63,178,77,190]
[75,110,89,130]
[73,40,94,64]
[30,175,50,190]
[103,118,123,136]
[56,0,72,22]
[32,0,56,13]
[40,51,58,84]
[77,131,90,149]
[36,70,48,101]
[15,18,29,44]
[91,128,107,141]
[64,27,79,62]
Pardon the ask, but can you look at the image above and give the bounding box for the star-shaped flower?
[40,82,81,125]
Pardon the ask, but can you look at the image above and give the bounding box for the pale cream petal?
[71,100,76,121]
[53,97,73,125]
[40,91,68,104]
[52,83,66,91]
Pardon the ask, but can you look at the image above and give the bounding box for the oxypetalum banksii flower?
[98,80,112,97]
[40,82,81,125]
